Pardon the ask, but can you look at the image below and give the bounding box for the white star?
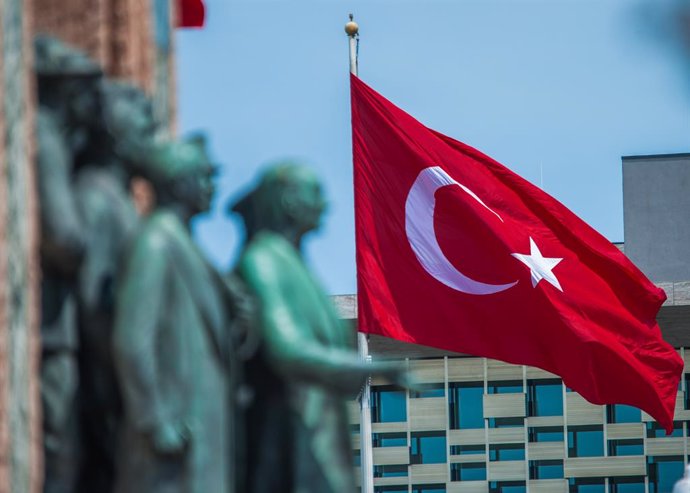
[511,237,563,292]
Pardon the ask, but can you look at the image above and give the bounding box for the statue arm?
[112,231,168,433]
[240,249,396,396]
[36,112,85,275]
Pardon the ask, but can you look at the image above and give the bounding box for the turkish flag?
[177,0,205,28]
[351,74,683,433]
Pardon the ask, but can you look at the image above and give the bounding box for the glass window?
[412,485,445,493]
[410,432,446,464]
[353,450,361,467]
[374,465,408,478]
[529,460,563,479]
[646,421,683,438]
[449,382,484,429]
[488,380,523,394]
[410,383,445,398]
[607,404,641,424]
[529,426,564,442]
[569,478,605,493]
[375,488,408,493]
[451,462,486,481]
[527,379,563,416]
[567,426,604,457]
[609,477,645,493]
[648,456,684,493]
[488,417,523,428]
[489,444,525,461]
[608,439,643,456]
[489,481,526,493]
[373,432,407,448]
[450,444,484,455]
[371,386,406,423]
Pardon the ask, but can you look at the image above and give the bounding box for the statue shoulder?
[240,232,299,268]
[126,212,175,260]
[238,232,298,288]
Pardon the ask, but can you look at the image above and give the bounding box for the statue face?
[287,170,327,234]
[186,165,217,215]
[107,93,156,148]
[63,78,100,128]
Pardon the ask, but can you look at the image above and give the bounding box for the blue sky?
[177,0,690,295]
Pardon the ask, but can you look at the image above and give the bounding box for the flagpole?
[346,14,374,493]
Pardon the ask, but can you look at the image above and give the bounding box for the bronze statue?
[112,136,231,493]
[231,163,406,493]
[74,80,156,492]
[34,35,102,493]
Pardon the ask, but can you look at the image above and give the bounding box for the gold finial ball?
[345,20,359,36]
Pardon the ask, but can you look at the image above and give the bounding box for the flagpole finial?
[345,14,359,37]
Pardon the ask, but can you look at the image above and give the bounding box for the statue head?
[97,80,157,167]
[34,35,103,147]
[139,134,217,216]
[230,163,327,240]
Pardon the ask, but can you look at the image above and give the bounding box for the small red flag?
[177,0,205,28]
[351,74,682,433]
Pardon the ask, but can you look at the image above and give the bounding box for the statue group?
[36,36,406,493]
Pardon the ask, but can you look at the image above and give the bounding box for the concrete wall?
[623,153,690,283]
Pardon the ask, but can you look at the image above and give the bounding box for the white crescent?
[404,166,518,295]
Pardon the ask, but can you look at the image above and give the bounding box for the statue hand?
[151,420,189,455]
[374,361,420,392]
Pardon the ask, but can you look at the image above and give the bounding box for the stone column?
[0,0,42,491]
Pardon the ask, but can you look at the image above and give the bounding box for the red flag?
[351,74,682,433]
[177,0,205,28]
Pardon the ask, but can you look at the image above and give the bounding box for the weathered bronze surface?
[74,80,156,493]
[112,137,231,493]
[34,35,102,493]
[231,164,405,493]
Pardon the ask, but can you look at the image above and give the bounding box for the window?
[527,379,563,416]
[567,426,604,457]
[608,439,643,456]
[528,460,563,479]
[410,383,445,398]
[449,382,484,429]
[609,477,645,493]
[371,386,406,423]
[353,450,360,467]
[569,478,605,493]
[375,488,408,493]
[529,426,564,443]
[374,465,407,478]
[449,444,484,455]
[488,380,523,394]
[410,432,446,464]
[607,404,641,424]
[648,456,684,493]
[489,481,526,493]
[373,432,407,448]
[647,421,683,438]
[451,462,486,481]
[488,417,523,428]
[412,485,445,493]
[489,444,525,461]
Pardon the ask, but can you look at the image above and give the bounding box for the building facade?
[336,154,690,493]
[337,288,690,493]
